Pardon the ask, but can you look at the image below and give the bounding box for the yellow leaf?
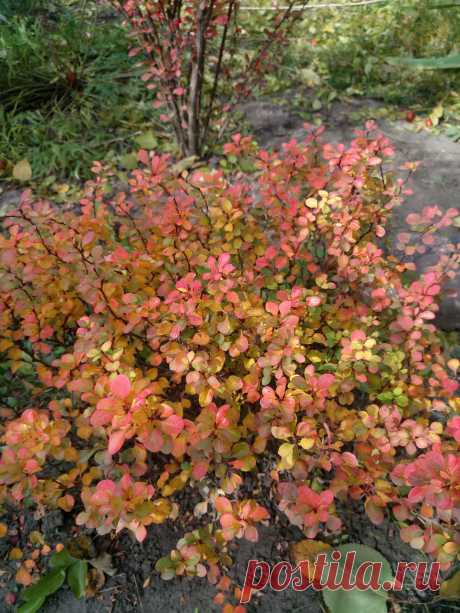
[58,494,75,512]
[299,68,321,87]
[447,359,459,374]
[278,443,295,469]
[440,570,460,600]
[8,347,24,360]
[429,104,444,127]
[0,339,13,352]
[171,155,198,175]
[9,547,23,560]
[290,540,331,580]
[442,542,459,555]
[55,183,69,195]
[299,437,315,450]
[12,159,32,182]
[29,531,45,546]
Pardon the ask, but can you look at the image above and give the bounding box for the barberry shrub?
[0,124,459,590]
[112,0,299,157]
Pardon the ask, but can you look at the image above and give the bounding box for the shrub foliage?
[0,125,459,586]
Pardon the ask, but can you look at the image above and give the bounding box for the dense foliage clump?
[0,125,459,590]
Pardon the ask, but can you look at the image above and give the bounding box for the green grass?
[306,0,460,107]
[241,0,460,127]
[0,0,51,19]
[0,2,166,184]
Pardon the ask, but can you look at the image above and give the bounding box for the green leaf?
[49,549,77,570]
[119,152,139,170]
[134,131,158,150]
[18,597,46,613]
[377,391,393,403]
[22,568,66,602]
[155,556,174,572]
[67,560,88,599]
[386,53,460,70]
[322,544,393,613]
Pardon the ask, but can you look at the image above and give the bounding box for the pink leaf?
[108,430,126,455]
[317,373,335,390]
[162,414,184,437]
[141,429,164,452]
[192,460,209,480]
[110,375,131,399]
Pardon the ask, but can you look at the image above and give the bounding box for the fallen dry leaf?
[289,539,331,581]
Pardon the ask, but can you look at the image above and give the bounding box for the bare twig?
[202,0,237,145]
[188,0,212,155]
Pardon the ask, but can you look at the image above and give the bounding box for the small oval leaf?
[12,159,32,182]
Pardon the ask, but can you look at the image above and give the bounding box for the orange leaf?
[15,565,33,586]
[290,539,331,580]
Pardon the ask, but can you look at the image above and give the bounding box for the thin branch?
[187,0,212,156]
[237,0,300,99]
[202,0,236,145]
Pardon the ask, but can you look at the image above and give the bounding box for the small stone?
[42,510,64,533]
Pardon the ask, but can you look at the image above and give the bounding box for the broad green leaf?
[134,131,158,149]
[22,568,66,602]
[323,544,393,613]
[18,597,46,613]
[12,159,32,182]
[67,560,88,599]
[49,549,77,570]
[386,53,460,70]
